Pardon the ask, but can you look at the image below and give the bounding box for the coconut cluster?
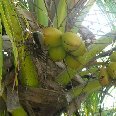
[42,27,87,69]
[99,51,116,86]
[42,27,116,86]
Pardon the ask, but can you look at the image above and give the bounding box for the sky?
[82,2,111,39]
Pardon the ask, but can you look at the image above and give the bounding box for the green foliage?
[11,107,27,116]
[0,15,3,90]
[34,0,48,26]
[69,80,101,99]
[53,0,69,32]
[80,91,100,116]
[20,55,39,87]
[0,1,20,87]
[0,0,39,87]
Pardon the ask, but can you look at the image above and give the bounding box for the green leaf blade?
[53,0,69,32]
[0,16,3,90]
[34,0,48,26]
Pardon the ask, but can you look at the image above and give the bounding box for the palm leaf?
[34,0,48,26]
[0,0,21,87]
[0,16,3,91]
[69,80,101,99]
[0,0,39,87]
[83,91,100,114]
[53,0,70,32]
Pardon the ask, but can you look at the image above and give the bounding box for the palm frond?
[34,0,48,26]
[0,16,3,91]
[53,0,70,32]
[0,0,39,87]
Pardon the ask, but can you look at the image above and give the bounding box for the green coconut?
[62,32,82,51]
[65,55,81,69]
[109,51,116,62]
[48,46,66,61]
[11,107,27,116]
[107,62,116,79]
[43,27,62,47]
[99,67,110,86]
[70,41,87,56]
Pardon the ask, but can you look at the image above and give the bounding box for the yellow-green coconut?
[11,107,27,116]
[109,51,116,62]
[65,55,81,69]
[99,67,110,86]
[70,41,87,56]
[62,32,82,51]
[48,46,66,61]
[107,62,116,79]
[43,27,62,47]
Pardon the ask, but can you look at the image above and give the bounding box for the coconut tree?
[0,0,116,116]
